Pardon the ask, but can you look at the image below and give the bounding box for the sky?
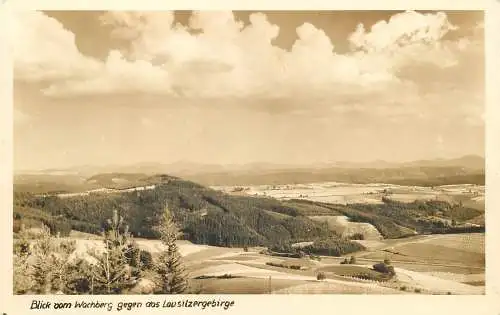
[12,10,485,170]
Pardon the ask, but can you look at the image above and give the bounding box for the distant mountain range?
[16,155,484,177]
[14,155,485,188]
[330,155,485,170]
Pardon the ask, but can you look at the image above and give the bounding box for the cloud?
[349,11,457,52]
[43,50,172,96]
[348,11,463,70]
[12,11,101,82]
[12,10,482,112]
[100,11,177,61]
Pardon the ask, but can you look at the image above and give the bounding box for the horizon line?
[13,153,485,173]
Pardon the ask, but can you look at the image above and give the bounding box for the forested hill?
[14,174,484,253]
[14,175,356,249]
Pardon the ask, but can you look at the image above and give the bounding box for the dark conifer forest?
[13,174,484,257]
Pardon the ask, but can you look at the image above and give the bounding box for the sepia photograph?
[11,9,486,296]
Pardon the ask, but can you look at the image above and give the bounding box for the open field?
[359,243,484,266]
[34,231,484,295]
[309,215,383,240]
[189,277,305,294]
[349,233,485,278]
[417,233,485,253]
[355,233,484,265]
[212,182,485,210]
[186,233,484,294]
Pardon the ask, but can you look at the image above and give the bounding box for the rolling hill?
[14,173,484,256]
[14,155,485,187]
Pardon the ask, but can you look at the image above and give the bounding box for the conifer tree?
[51,239,77,293]
[154,203,187,294]
[13,224,34,294]
[125,240,144,278]
[64,257,94,294]
[89,209,134,294]
[27,225,79,294]
[31,225,56,293]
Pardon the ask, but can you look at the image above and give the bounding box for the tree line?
[301,198,484,239]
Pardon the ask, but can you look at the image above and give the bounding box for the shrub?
[42,218,72,237]
[414,288,422,293]
[353,273,372,280]
[309,254,321,261]
[316,272,326,281]
[139,250,153,270]
[387,265,395,275]
[373,262,396,275]
[400,286,407,291]
[13,231,34,294]
[269,251,302,258]
[302,238,365,257]
[59,239,76,254]
[14,238,31,257]
[349,233,365,240]
[125,242,142,269]
[268,262,285,268]
[349,256,357,264]
[259,249,270,255]
[13,220,23,234]
[266,262,303,270]
[64,258,93,294]
[13,256,34,294]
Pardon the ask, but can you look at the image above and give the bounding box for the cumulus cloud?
[12,11,101,82]
[100,11,177,61]
[348,10,463,70]
[43,50,172,96]
[12,10,482,107]
[349,11,457,52]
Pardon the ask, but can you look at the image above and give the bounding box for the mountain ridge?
[15,155,485,177]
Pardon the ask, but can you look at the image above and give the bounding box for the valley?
[12,165,486,295]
